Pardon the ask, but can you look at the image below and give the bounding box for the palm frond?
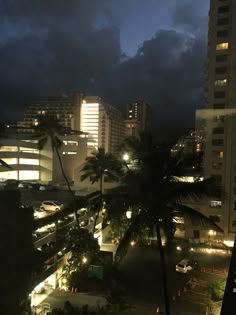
[0,159,12,170]
[115,212,143,264]
[173,203,223,233]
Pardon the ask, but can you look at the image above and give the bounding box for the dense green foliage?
[208,278,227,302]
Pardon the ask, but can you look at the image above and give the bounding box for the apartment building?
[80,96,126,156]
[23,93,82,130]
[196,0,236,245]
[125,101,152,137]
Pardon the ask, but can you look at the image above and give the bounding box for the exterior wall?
[195,0,236,245]
[22,93,82,130]
[126,101,152,133]
[0,132,88,186]
[52,135,88,185]
[196,109,236,244]
[0,136,41,181]
[80,96,126,157]
[206,0,236,110]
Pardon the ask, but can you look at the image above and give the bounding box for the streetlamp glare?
[123,153,129,161]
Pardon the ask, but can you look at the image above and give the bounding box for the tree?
[105,132,222,315]
[63,227,100,289]
[33,115,82,225]
[0,190,34,315]
[80,147,122,233]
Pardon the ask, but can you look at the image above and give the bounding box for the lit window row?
[216,42,228,50]
[214,79,227,86]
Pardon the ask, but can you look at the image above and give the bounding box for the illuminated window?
[216,42,229,50]
[62,152,77,155]
[214,79,227,86]
[19,147,39,154]
[209,200,222,208]
[19,170,39,180]
[19,158,39,165]
[0,170,18,180]
[1,158,17,165]
[0,146,18,152]
[212,151,224,158]
[214,115,225,122]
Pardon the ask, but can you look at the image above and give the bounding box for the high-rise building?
[22,93,82,130]
[21,94,126,156]
[125,101,152,137]
[196,0,236,245]
[80,96,126,156]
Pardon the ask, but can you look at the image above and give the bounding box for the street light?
[123,153,129,162]
[82,256,87,264]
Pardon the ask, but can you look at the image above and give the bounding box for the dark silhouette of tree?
[80,147,122,233]
[33,115,83,225]
[105,132,222,315]
[0,190,34,315]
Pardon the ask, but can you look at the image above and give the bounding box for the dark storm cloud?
[0,0,121,119]
[0,0,207,137]
[172,0,208,34]
[98,30,207,136]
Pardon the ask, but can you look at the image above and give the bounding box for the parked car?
[175,259,199,274]
[39,200,63,212]
[34,208,48,219]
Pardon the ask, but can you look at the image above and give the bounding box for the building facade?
[125,101,152,137]
[80,96,126,156]
[196,0,236,245]
[22,94,126,157]
[0,129,87,185]
[22,93,82,130]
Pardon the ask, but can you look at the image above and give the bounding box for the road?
[117,246,230,314]
[40,245,230,314]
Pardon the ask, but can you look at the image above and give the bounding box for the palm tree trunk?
[92,172,103,235]
[54,146,80,227]
[156,219,171,315]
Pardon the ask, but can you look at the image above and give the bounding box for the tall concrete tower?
[196,0,236,245]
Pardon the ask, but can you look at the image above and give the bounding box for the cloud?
[0,0,208,139]
[97,30,207,137]
[172,0,209,35]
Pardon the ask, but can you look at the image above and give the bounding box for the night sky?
[0,0,209,137]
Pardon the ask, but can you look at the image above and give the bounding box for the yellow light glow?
[214,79,227,86]
[208,230,216,236]
[1,158,17,165]
[0,146,18,152]
[82,257,87,264]
[223,240,234,248]
[19,158,39,165]
[123,153,129,161]
[0,170,17,180]
[19,170,39,180]
[216,42,228,50]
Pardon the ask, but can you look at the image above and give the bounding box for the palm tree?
[105,132,222,315]
[80,147,122,233]
[33,115,83,225]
